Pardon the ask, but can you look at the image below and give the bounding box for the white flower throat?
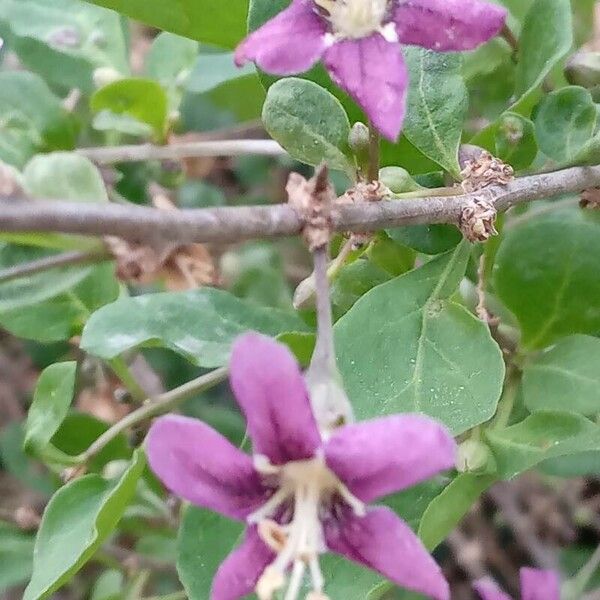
[249,454,365,600]
[315,0,390,39]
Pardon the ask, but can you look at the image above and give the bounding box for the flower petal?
[324,415,456,502]
[229,333,321,464]
[146,415,266,521]
[234,0,328,75]
[324,506,449,600]
[211,527,275,600]
[520,568,561,600]
[323,34,408,141]
[393,0,507,51]
[473,579,513,600]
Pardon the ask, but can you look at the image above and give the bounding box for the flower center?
[249,455,365,600]
[315,0,390,39]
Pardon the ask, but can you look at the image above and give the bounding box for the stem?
[305,245,354,432]
[77,139,286,165]
[109,357,148,404]
[0,249,111,284]
[2,165,600,244]
[501,24,519,63]
[312,247,335,371]
[492,366,519,429]
[74,367,228,464]
[367,121,380,182]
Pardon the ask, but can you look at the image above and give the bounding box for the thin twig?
[77,139,286,165]
[501,24,519,63]
[0,164,598,244]
[0,249,112,284]
[367,121,380,182]
[74,367,228,464]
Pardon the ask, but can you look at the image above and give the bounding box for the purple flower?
[235,0,507,140]
[474,567,561,600]
[147,333,457,600]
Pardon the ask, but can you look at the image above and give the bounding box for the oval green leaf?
[262,78,353,173]
[81,288,309,367]
[335,242,505,434]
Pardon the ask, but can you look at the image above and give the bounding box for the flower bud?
[456,439,493,473]
[565,51,600,89]
[348,122,370,155]
[379,166,421,193]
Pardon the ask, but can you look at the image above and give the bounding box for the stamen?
[285,560,307,600]
[309,556,325,592]
[256,566,286,600]
[247,487,289,524]
[254,454,282,476]
[336,482,366,516]
[258,519,289,553]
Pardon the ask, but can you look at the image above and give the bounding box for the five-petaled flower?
[235,0,507,141]
[474,567,561,600]
[147,333,457,600]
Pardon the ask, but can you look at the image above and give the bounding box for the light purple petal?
[324,506,449,600]
[520,568,561,600]
[324,415,456,502]
[234,0,328,75]
[146,415,266,521]
[229,333,321,464]
[323,34,408,141]
[211,527,275,600]
[473,578,513,600]
[393,0,507,51]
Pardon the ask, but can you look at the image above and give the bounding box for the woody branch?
[0,163,598,244]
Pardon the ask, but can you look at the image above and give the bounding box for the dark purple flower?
[235,0,507,140]
[474,567,561,600]
[147,333,456,600]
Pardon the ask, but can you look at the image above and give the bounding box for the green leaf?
[177,505,244,600]
[513,0,573,110]
[0,264,119,342]
[24,449,145,600]
[486,411,600,479]
[0,245,94,312]
[0,521,35,593]
[24,362,76,453]
[494,211,600,349]
[331,259,391,318]
[186,51,255,95]
[522,335,600,417]
[418,473,496,551]
[387,224,462,256]
[262,78,352,173]
[23,152,109,203]
[82,0,249,49]
[145,32,198,90]
[336,242,505,434]
[0,71,76,167]
[0,0,129,92]
[495,112,538,171]
[91,78,169,141]
[534,87,596,162]
[52,412,131,472]
[81,288,309,368]
[403,48,468,178]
